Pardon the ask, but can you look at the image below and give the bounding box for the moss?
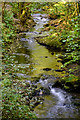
[36,35,62,50]
[53,74,80,92]
[64,85,70,90]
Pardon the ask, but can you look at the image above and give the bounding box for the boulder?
[43,68,52,71]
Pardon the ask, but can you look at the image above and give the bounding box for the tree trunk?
[2,3,5,23]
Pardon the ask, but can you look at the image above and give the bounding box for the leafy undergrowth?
[57,15,80,91]
[62,25,79,66]
[2,9,16,44]
[2,84,36,119]
[1,5,37,119]
[2,50,37,119]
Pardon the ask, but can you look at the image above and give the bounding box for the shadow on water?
[9,13,80,118]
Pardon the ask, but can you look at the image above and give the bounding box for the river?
[10,13,80,118]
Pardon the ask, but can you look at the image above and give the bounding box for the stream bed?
[10,13,80,118]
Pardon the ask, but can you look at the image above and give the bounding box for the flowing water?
[10,13,80,118]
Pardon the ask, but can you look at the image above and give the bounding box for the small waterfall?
[50,88,65,104]
[39,78,73,107]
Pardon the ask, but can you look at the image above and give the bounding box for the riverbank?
[33,5,80,93]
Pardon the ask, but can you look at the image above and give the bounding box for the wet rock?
[44,23,49,27]
[51,52,54,55]
[58,55,64,59]
[43,68,52,71]
[54,24,58,27]
[52,81,64,88]
[45,56,48,58]
[57,59,62,62]
[55,69,64,72]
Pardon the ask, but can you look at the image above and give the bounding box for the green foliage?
[2,85,36,119]
[1,4,37,119]
[62,15,80,67]
[9,2,19,18]
[64,74,78,82]
[61,74,79,91]
[2,9,15,42]
[1,79,12,87]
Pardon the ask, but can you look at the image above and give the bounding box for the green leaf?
[62,40,66,42]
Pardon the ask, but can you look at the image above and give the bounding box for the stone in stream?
[58,55,64,59]
[44,23,49,27]
[52,81,64,88]
[45,56,48,58]
[54,24,58,27]
[55,69,64,72]
[51,52,54,55]
[57,59,62,62]
[43,68,52,71]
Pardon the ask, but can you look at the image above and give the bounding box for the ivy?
[62,15,80,67]
[2,9,16,43]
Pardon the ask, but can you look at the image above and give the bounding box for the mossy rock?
[43,88,50,95]
[48,39,62,49]
[49,14,60,20]
[52,80,64,88]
